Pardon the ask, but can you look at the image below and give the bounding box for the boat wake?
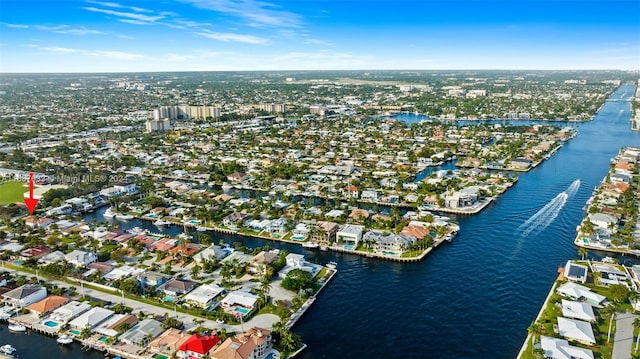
[515,179,580,237]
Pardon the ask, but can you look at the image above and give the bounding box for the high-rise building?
[145,118,171,132]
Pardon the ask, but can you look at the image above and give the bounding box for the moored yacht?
[56,334,73,345]
[302,242,319,249]
[115,212,134,220]
[103,207,116,218]
[7,323,26,332]
[153,219,170,227]
[0,344,16,356]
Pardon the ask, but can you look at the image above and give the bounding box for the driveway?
[612,312,637,359]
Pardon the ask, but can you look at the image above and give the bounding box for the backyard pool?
[234,307,250,315]
[265,351,280,359]
[163,296,175,302]
[99,336,108,343]
[291,236,305,241]
[43,320,60,328]
[70,329,81,335]
[343,245,355,250]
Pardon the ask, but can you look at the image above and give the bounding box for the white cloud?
[196,30,268,44]
[34,25,105,35]
[85,1,154,13]
[181,0,302,28]
[37,46,144,60]
[83,6,165,23]
[2,23,29,29]
[304,38,332,46]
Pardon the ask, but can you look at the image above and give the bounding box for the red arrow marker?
[24,172,39,215]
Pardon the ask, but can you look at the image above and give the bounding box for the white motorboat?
[7,323,26,332]
[319,245,329,251]
[115,213,134,220]
[0,344,16,356]
[153,219,170,227]
[103,207,116,218]
[326,261,337,269]
[302,242,319,249]
[56,334,73,345]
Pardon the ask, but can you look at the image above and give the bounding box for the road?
[3,266,280,333]
[612,311,637,359]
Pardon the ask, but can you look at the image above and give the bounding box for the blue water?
[43,320,59,328]
[32,84,638,359]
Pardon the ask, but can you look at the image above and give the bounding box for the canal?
[75,85,640,358]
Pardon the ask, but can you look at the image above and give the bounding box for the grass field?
[0,181,28,205]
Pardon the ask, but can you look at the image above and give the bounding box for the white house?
[336,224,364,247]
[539,335,594,359]
[68,307,114,331]
[38,250,66,265]
[220,290,258,310]
[556,282,607,306]
[65,250,98,267]
[2,284,47,308]
[183,284,226,308]
[561,300,596,322]
[119,319,164,346]
[557,317,596,345]
[49,301,91,323]
[588,213,618,230]
[278,253,319,278]
[564,261,588,283]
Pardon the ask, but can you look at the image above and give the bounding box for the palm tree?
[577,246,589,260]
[634,316,640,352]
[601,304,618,343]
[527,321,541,353]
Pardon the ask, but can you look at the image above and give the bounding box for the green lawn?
[0,181,28,205]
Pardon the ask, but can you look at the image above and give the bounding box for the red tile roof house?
[24,216,55,228]
[19,245,51,260]
[178,334,222,358]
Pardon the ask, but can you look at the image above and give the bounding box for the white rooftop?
[557,317,596,345]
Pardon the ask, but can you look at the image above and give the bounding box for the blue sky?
[1,0,639,72]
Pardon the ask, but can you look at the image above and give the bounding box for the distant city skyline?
[1,0,639,73]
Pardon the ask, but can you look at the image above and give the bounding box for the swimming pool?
[70,329,81,336]
[43,320,60,328]
[265,352,279,359]
[343,245,355,250]
[291,236,305,241]
[99,336,108,343]
[234,307,250,315]
[164,296,175,302]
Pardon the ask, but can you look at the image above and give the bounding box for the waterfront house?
[539,335,594,359]
[49,300,91,323]
[249,250,279,274]
[26,295,69,316]
[365,232,417,255]
[266,218,286,234]
[563,261,588,283]
[561,300,596,322]
[148,328,189,355]
[65,249,98,267]
[556,282,606,307]
[445,187,480,209]
[222,212,251,227]
[278,253,319,278]
[220,290,258,312]
[311,221,339,243]
[557,317,596,346]
[68,307,114,331]
[587,213,618,230]
[336,224,364,247]
[183,284,226,308]
[119,318,165,346]
[161,278,197,296]
[2,284,47,308]
[211,327,272,359]
[178,334,222,359]
[93,314,138,337]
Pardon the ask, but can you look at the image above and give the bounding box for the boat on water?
[7,323,26,332]
[0,312,11,321]
[302,242,319,249]
[326,261,337,269]
[103,207,116,218]
[0,344,16,356]
[115,213,134,220]
[56,334,73,345]
[153,219,170,227]
[319,245,329,251]
[196,226,207,232]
